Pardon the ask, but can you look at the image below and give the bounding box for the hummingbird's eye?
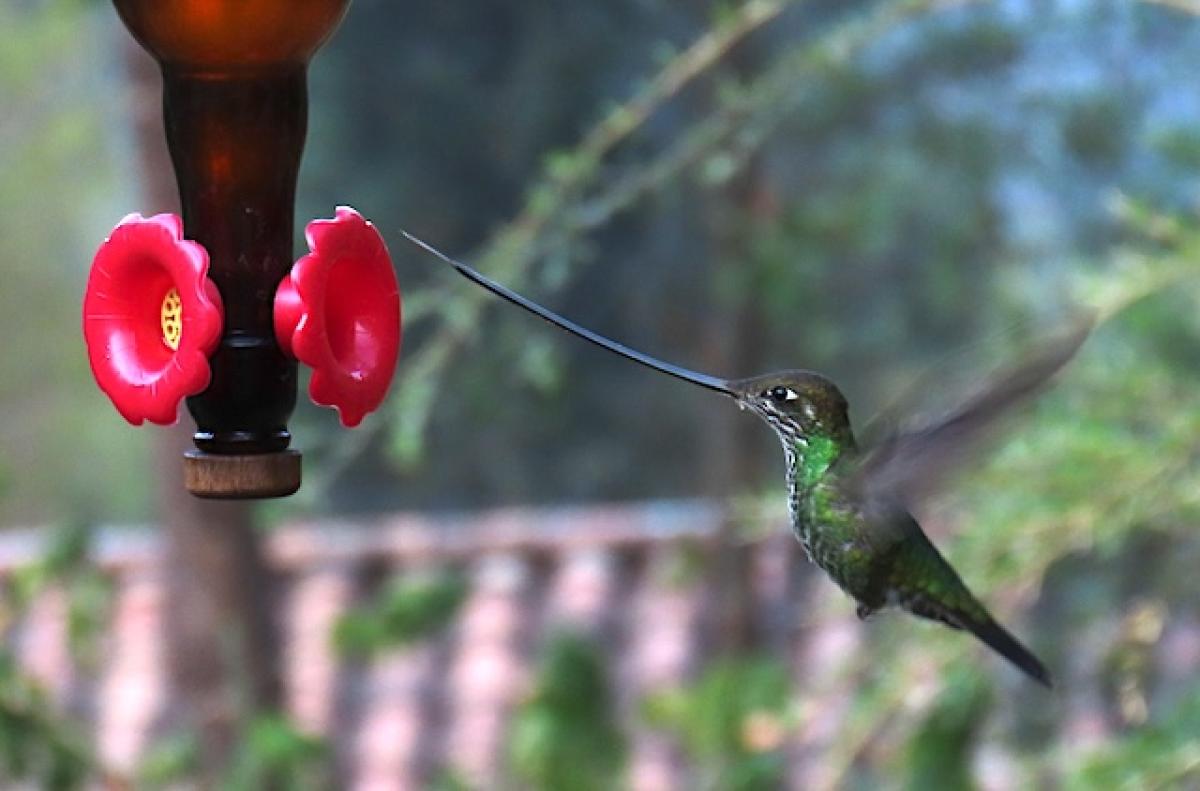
[765,386,798,403]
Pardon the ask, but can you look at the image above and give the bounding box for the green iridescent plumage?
[408,232,1088,687]
[734,369,1061,687]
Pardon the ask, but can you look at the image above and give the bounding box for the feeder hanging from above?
[82,206,402,492]
[91,0,380,499]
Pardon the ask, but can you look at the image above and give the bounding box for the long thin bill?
[403,232,734,396]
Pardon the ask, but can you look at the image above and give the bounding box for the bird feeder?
[82,0,401,499]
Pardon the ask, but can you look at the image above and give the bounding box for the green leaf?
[642,655,790,791]
[509,632,627,791]
[334,572,468,658]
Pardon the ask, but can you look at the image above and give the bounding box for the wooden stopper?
[184,450,302,499]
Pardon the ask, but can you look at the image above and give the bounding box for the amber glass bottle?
[113,0,350,460]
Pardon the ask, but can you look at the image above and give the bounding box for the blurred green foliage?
[1071,688,1200,789]
[6,523,111,671]
[428,767,475,791]
[136,732,201,789]
[223,714,330,791]
[0,653,91,790]
[0,524,104,790]
[509,632,627,791]
[334,570,468,657]
[136,715,329,790]
[904,669,992,790]
[643,656,791,790]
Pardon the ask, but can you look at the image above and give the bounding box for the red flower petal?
[274,206,401,427]
[83,214,224,425]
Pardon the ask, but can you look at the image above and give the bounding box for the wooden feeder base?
[183,450,301,499]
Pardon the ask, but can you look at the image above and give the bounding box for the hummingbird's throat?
[793,433,841,489]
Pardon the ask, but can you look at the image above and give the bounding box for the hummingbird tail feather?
[905,594,1052,687]
[962,613,1053,688]
[892,530,1053,687]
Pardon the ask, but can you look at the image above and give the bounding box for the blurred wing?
[851,314,1092,509]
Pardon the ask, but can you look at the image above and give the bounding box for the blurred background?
[3,0,1200,787]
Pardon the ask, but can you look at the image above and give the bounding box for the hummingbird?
[404,232,1089,687]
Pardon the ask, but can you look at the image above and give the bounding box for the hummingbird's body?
[734,370,1052,685]
[405,232,1084,687]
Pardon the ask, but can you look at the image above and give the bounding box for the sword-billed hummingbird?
[406,232,1089,687]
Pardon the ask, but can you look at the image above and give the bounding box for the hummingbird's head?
[729,371,852,445]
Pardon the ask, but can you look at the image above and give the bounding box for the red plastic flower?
[83,213,223,425]
[274,206,401,428]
